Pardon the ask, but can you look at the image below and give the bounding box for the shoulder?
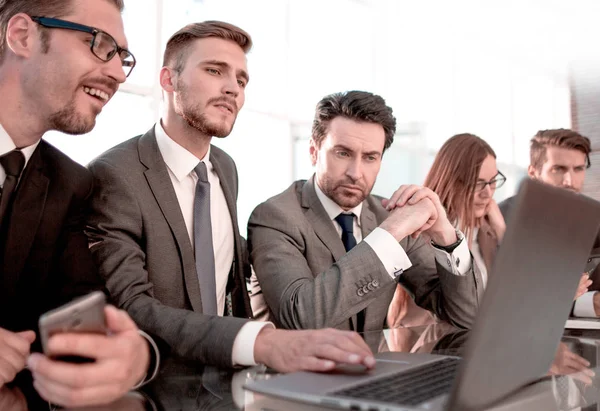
[249,180,306,223]
[87,135,144,172]
[39,140,92,197]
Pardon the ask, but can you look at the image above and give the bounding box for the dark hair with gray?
[162,20,252,73]
[311,90,397,152]
[530,128,592,170]
[0,0,124,60]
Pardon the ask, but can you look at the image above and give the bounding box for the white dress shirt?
[469,227,488,288]
[314,182,472,278]
[155,122,271,366]
[0,124,40,186]
[573,292,596,317]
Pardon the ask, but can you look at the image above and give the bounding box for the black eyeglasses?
[475,171,507,192]
[30,16,136,77]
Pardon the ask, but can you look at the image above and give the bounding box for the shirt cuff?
[232,322,274,366]
[132,330,160,389]
[363,227,412,279]
[573,291,597,318]
[432,233,471,275]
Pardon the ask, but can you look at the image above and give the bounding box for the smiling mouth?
[83,86,109,102]
[214,103,234,114]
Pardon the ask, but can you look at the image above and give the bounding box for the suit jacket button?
[357,289,364,297]
[367,282,375,291]
[372,280,379,287]
[362,285,369,294]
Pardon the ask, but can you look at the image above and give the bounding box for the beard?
[318,175,372,210]
[48,100,96,135]
[174,80,237,138]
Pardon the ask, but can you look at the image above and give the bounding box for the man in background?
[499,128,600,317]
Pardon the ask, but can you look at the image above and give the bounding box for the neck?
[0,72,47,148]
[161,109,212,160]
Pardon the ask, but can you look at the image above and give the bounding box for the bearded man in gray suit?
[86,22,376,373]
[248,91,483,332]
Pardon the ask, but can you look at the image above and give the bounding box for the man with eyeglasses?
[0,0,157,407]
[499,129,600,317]
[248,91,483,334]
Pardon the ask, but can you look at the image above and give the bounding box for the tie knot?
[335,213,355,233]
[0,150,25,177]
[194,161,209,183]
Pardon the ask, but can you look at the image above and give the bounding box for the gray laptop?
[246,179,600,411]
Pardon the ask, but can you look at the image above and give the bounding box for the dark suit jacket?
[248,177,483,330]
[86,127,252,368]
[0,140,103,341]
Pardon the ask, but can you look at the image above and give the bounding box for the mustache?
[208,96,238,113]
[83,77,119,95]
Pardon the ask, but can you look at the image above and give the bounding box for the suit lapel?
[4,144,48,285]
[302,177,346,261]
[477,222,498,274]
[138,129,203,312]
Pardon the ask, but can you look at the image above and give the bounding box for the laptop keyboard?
[331,357,460,406]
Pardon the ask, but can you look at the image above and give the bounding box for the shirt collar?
[0,123,41,166]
[313,177,363,225]
[154,121,212,181]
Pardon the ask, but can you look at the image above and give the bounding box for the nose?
[103,55,127,85]
[223,74,241,98]
[479,184,492,199]
[563,172,573,187]
[346,158,363,182]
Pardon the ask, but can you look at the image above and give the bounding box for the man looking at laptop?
[499,128,600,317]
[248,90,483,332]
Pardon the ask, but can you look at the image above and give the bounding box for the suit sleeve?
[86,159,247,368]
[399,235,482,329]
[248,200,397,330]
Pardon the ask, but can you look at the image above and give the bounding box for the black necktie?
[335,213,357,251]
[193,162,217,315]
[0,150,25,224]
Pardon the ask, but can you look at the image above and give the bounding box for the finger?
[4,332,33,357]
[565,352,590,368]
[0,344,28,374]
[295,356,336,373]
[33,373,124,408]
[27,353,121,388]
[45,333,115,360]
[313,344,370,368]
[390,185,419,209]
[333,331,375,359]
[406,188,435,206]
[0,356,21,385]
[381,198,389,208]
[104,306,138,334]
[16,331,36,345]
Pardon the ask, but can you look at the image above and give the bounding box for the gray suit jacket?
[248,177,483,330]
[86,127,252,368]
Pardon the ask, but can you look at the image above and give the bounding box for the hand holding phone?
[38,291,106,362]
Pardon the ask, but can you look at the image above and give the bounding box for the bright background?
[45,0,600,233]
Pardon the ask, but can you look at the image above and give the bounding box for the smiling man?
[0,0,154,407]
[248,90,483,332]
[86,21,378,374]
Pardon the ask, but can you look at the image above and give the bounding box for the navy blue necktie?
[335,213,365,331]
[0,150,25,224]
[193,162,217,315]
[335,213,357,251]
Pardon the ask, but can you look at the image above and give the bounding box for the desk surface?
[5,323,600,410]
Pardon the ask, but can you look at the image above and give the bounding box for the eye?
[237,79,247,88]
[206,68,221,75]
[336,151,350,158]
